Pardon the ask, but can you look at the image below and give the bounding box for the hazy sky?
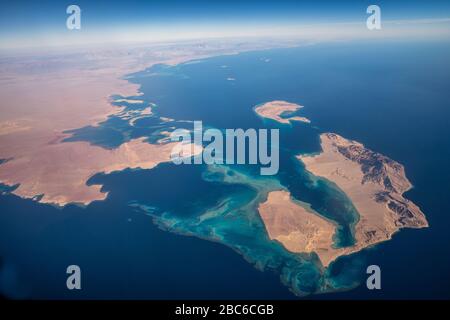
[1,0,450,49]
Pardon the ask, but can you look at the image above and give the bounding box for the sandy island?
[258,133,428,267]
[254,100,310,124]
[258,190,341,267]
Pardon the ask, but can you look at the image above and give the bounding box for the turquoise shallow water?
[81,44,383,295]
[128,164,357,295]
[117,52,365,294]
[1,40,450,298]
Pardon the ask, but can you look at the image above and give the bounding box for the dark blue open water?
[1,40,450,299]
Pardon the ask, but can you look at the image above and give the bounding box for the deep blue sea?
[1,40,450,299]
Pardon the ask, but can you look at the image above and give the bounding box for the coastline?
[254,100,311,124]
[296,133,428,265]
[0,41,292,206]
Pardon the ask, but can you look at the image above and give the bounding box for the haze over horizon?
[1,0,450,50]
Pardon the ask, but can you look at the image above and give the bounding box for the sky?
[1,0,450,49]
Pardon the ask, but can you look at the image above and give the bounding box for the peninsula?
[0,137,201,206]
[0,41,276,207]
